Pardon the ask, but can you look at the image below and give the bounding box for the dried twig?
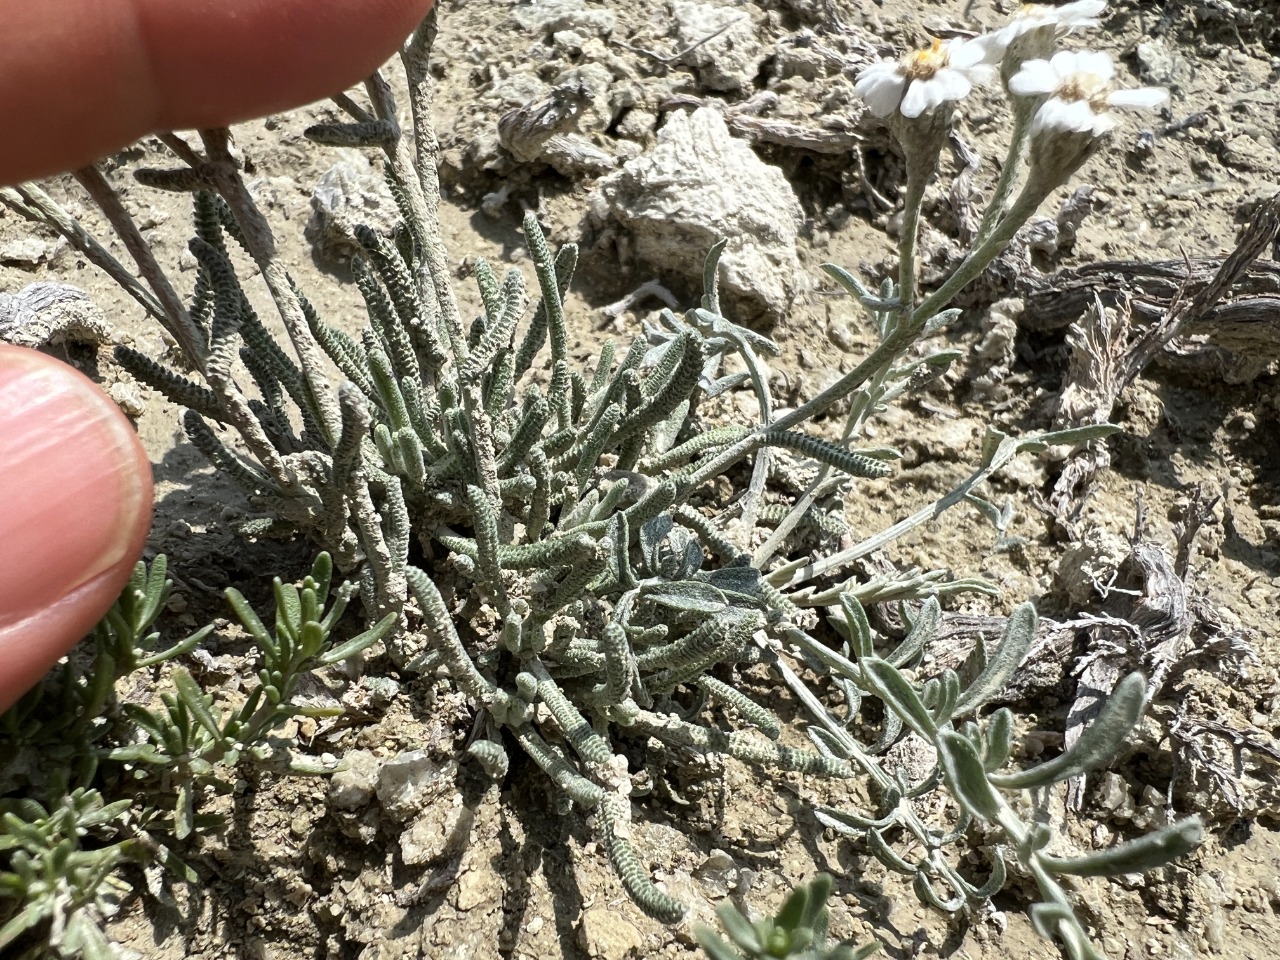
[71,166,209,368]
[661,92,864,154]
[610,18,745,67]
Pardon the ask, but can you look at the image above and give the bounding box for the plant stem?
[897,157,931,312]
[680,180,1049,511]
[911,179,1048,329]
[72,166,209,369]
[975,102,1032,245]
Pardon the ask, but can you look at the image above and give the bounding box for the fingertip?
[138,0,438,133]
[0,346,153,712]
[0,0,437,184]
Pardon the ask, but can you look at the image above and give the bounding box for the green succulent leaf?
[937,730,1003,822]
[952,602,1035,716]
[982,708,1015,772]
[317,611,398,665]
[860,658,936,738]
[714,902,764,953]
[1040,818,1204,877]
[643,580,728,613]
[171,667,226,746]
[886,596,940,668]
[991,672,1147,791]
[0,899,53,950]
[839,594,874,659]
[696,929,747,960]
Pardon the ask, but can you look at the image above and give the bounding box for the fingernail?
[0,347,152,625]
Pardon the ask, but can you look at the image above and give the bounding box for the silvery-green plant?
[800,597,1202,960]
[0,1,1200,953]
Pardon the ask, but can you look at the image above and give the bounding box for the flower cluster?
[855,1,1167,149]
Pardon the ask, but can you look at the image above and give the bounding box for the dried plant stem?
[155,132,204,168]
[71,166,209,368]
[0,183,166,324]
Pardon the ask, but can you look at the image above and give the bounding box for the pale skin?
[0,0,435,711]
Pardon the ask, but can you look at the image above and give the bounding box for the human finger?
[0,0,435,185]
[0,345,153,712]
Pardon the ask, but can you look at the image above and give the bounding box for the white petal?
[1057,0,1108,23]
[1091,112,1119,135]
[932,69,973,102]
[992,20,1030,49]
[947,38,987,69]
[1009,59,1060,96]
[1030,99,1063,135]
[971,31,1008,65]
[856,73,906,117]
[856,62,900,84]
[964,63,998,86]
[1057,99,1104,133]
[1075,50,1115,81]
[1049,50,1083,76]
[1107,86,1169,109]
[1033,98,1098,135]
[900,79,933,118]
[854,64,899,89]
[1060,16,1103,33]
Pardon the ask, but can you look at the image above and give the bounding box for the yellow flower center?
[1058,72,1111,110]
[900,38,949,81]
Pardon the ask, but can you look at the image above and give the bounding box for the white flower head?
[999,0,1106,44]
[1010,50,1168,136]
[982,1,1108,76]
[855,37,996,119]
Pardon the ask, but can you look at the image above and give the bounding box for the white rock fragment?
[107,381,146,418]
[400,796,475,866]
[376,749,452,822]
[577,906,644,958]
[328,749,381,811]
[0,282,110,348]
[305,150,399,265]
[594,107,803,323]
[669,0,764,93]
[693,849,738,898]
[1054,525,1130,608]
[1133,38,1189,87]
[0,235,64,267]
[512,0,617,39]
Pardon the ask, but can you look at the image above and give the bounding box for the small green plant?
[697,874,878,960]
[105,553,394,837]
[0,790,133,960]
[0,2,1206,956]
[0,555,391,958]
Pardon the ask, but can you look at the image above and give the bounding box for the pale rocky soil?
[2,1,1280,959]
